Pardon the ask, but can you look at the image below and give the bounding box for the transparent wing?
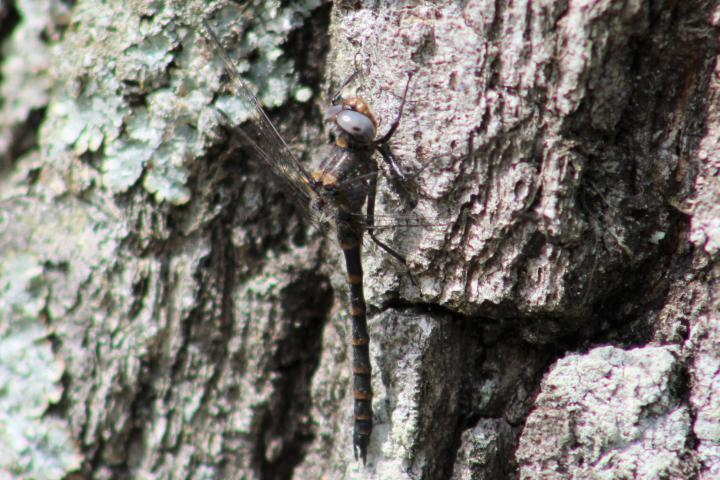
[330,170,448,229]
[200,19,327,228]
[200,19,444,255]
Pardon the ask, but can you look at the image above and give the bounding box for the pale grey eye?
[336,110,375,143]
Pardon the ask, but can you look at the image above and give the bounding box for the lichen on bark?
[1,0,719,479]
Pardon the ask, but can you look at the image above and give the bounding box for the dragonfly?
[201,19,419,465]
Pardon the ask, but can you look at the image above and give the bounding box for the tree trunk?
[1,0,718,479]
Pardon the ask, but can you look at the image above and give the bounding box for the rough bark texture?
[1,0,719,479]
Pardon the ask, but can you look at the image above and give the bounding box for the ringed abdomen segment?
[337,210,373,464]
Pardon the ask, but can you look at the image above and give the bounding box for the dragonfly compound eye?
[336,110,376,144]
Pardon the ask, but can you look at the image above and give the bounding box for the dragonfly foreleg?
[374,72,415,185]
[374,72,414,145]
[331,53,367,105]
[377,142,409,182]
[332,70,359,105]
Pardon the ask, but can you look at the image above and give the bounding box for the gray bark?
[1,0,718,479]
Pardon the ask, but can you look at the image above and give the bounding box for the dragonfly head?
[324,98,377,146]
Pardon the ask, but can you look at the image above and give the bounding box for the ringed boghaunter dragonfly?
[201,19,419,465]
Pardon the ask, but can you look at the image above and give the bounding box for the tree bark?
[1,0,718,479]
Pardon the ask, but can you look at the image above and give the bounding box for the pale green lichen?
[0,254,82,479]
[41,0,322,205]
[294,86,314,103]
[0,0,58,157]
[194,0,321,124]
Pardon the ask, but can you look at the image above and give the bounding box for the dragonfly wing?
[230,120,328,227]
[201,19,328,230]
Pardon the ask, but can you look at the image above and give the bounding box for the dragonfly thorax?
[311,170,339,190]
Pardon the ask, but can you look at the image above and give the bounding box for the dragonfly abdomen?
[315,140,377,463]
[337,209,373,465]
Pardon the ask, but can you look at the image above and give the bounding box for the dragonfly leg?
[377,142,409,182]
[377,134,425,202]
[374,72,415,185]
[374,72,414,145]
[379,141,438,187]
[332,53,366,105]
[366,161,418,286]
[331,70,359,105]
